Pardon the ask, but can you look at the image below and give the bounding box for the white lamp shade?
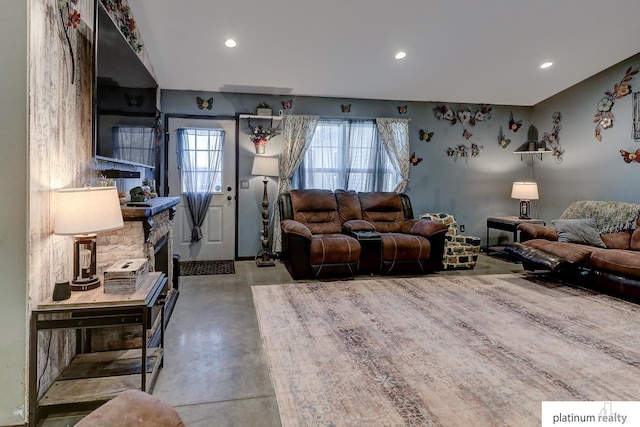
[511,182,539,200]
[251,156,279,177]
[53,186,124,235]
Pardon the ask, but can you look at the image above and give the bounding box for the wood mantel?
[120,197,180,220]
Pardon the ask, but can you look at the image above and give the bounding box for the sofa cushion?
[290,189,341,234]
[601,231,632,250]
[380,233,431,262]
[358,192,404,232]
[589,249,640,279]
[335,189,362,223]
[524,239,595,264]
[552,218,606,248]
[309,234,361,265]
[630,228,640,251]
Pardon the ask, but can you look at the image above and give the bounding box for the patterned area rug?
[179,260,235,276]
[252,274,640,426]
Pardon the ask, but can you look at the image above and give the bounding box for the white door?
[167,118,236,261]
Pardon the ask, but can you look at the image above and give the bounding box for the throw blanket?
[560,200,640,233]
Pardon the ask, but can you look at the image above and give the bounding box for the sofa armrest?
[402,219,449,239]
[343,219,376,232]
[281,219,312,240]
[518,223,557,241]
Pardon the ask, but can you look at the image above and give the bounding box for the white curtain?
[177,128,224,242]
[376,118,410,192]
[272,115,319,253]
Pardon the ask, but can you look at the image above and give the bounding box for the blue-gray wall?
[162,51,640,257]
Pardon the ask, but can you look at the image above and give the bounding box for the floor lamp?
[251,156,279,267]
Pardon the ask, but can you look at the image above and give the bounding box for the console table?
[29,272,167,424]
[486,216,545,255]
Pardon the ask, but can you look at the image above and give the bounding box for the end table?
[486,216,545,256]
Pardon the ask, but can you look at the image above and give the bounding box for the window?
[293,119,400,192]
[177,128,224,194]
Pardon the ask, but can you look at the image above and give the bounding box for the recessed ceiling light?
[540,62,553,69]
[225,38,237,48]
[395,51,407,60]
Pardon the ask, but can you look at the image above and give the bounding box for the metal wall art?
[497,126,511,148]
[102,0,144,52]
[419,129,434,142]
[508,111,523,132]
[542,112,564,163]
[620,149,640,163]
[341,104,352,113]
[594,66,638,141]
[434,104,492,126]
[410,152,423,166]
[196,97,213,110]
[398,105,408,114]
[282,99,293,110]
[446,143,483,160]
[58,0,81,83]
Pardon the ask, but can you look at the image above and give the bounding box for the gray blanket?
[560,200,640,233]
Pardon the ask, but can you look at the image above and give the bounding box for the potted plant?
[256,102,272,116]
[250,124,280,154]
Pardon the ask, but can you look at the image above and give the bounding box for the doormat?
[179,260,235,276]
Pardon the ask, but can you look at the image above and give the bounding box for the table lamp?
[251,156,279,267]
[511,182,539,219]
[53,185,124,290]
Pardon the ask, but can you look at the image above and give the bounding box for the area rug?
[179,260,235,276]
[252,274,640,426]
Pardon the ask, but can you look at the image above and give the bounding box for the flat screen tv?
[93,0,158,169]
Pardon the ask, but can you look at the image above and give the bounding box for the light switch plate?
[240,180,249,189]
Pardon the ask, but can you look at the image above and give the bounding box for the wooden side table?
[29,272,167,425]
[486,216,545,255]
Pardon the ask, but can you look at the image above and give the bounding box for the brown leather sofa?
[279,189,448,279]
[504,200,640,299]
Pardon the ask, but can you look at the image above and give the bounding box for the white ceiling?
[128,0,640,106]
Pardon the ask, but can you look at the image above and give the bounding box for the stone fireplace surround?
[95,197,180,349]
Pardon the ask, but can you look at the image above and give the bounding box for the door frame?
[163,113,240,260]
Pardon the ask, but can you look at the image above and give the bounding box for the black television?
[93,0,158,169]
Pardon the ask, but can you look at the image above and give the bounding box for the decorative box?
[103,258,149,293]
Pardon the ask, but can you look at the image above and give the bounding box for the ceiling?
[128,0,640,106]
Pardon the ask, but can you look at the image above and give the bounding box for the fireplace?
[93,197,181,350]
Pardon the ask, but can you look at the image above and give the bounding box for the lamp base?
[518,199,531,220]
[70,276,101,291]
[256,258,276,267]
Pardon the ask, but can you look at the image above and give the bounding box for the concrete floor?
[39,254,523,426]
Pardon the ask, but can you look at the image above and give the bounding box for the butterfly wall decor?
[471,143,483,158]
[398,105,408,114]
[462,129,472,139]
[508,111,523,132]
[419,129,434,142]
[124,93,144,107]
[410,152,423,166]
[497,126,511,148]
[620,149,640,163]
[196,97,214,110]
[282,99,293,110]
[341,104,352,113]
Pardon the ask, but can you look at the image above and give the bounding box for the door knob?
[227,196,232,201]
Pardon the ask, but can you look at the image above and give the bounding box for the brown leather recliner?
[279,189,361,279]
[279,189,448,279]
[341,191,448,274]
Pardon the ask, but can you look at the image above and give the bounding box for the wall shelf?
[239,114,284,120]
[513,150,553,161]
